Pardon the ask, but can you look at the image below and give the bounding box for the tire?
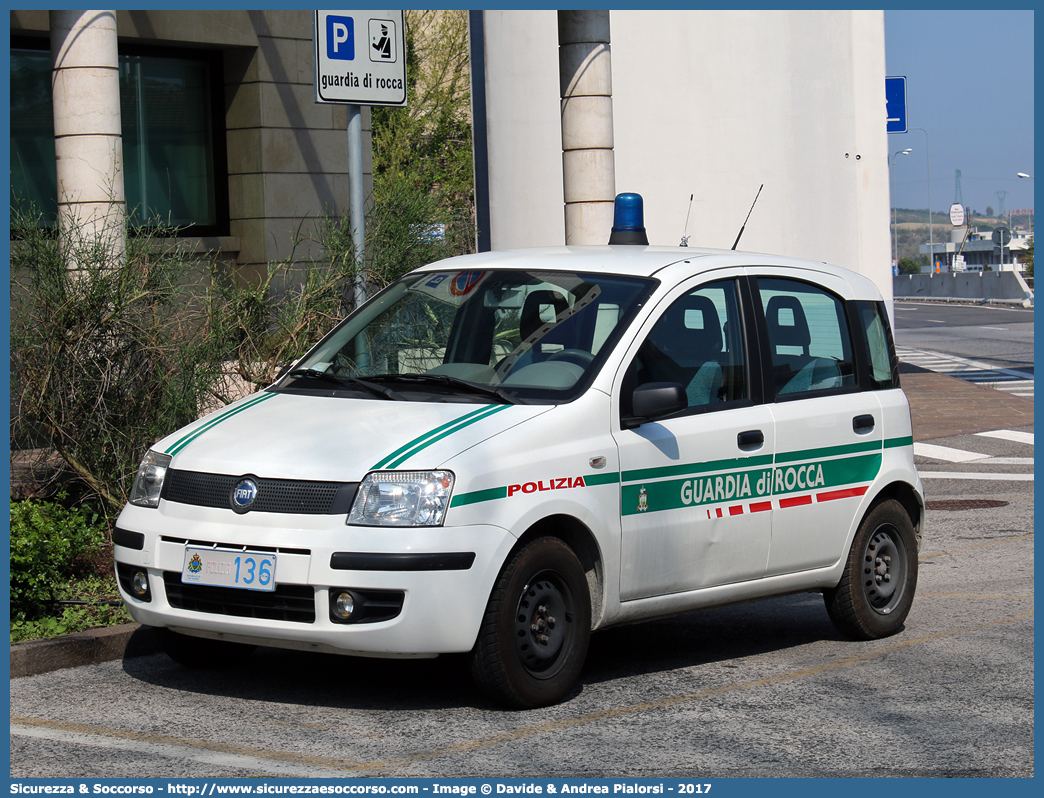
[825,499,918,640]
[470,537,591,709]
[157,627,257,669]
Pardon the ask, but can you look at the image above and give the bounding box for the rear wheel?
[471,537,591,709]
[825,499,918,640]
[157,627,257,669]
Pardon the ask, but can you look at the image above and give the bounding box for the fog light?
[132,571,149,597]
[333,591,355,619]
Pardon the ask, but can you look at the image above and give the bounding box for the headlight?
[348,470,455,527]
[129,450,172,508]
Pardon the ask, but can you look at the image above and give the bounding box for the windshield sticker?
[450,270,487,296]
[164,392,278,457]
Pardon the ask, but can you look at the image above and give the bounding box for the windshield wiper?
[371,373,523,405]
[286,368,399,400]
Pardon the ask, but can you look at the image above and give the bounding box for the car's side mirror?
[622,382,687,429]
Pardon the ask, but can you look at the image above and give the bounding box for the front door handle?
[738,429,764,449]
[853,414,875,433]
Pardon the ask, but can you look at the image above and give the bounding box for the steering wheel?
[546,349,595,368]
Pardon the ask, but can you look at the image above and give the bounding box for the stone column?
[558,10,615,245]
[50,9,126,264]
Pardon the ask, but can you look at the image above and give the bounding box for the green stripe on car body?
[450,471,617,508]
[372,404,511,470]
[449,436,912,510]
[884,435,914,448]
[773,439,881,464]
[164,392,278,456]
[450,486,508,508]
[622,453,774,485]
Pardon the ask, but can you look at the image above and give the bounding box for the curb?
[10,623,161,679]
[894,296,1033,308]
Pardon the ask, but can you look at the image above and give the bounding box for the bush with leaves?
[10,205,234,509]
[11,179,473,510]
[9,494,110,624]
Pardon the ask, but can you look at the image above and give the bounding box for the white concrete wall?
[480,10,893,302]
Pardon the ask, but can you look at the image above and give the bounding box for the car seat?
[765,294,841,394]
[642,294,724,407]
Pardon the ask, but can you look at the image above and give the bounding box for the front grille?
[163,572,316,623]
[160,537,311,557]
[163,469,357,515]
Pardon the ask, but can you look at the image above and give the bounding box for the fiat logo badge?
[231,478,259,513]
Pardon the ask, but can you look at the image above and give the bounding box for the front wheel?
[471,537,591,709]
[824,499,918,640]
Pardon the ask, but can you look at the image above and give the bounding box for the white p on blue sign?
[326,15,355,60]
[314,10,406,106]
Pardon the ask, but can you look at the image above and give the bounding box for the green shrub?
[9,496,109,623]
[10,575,131,643]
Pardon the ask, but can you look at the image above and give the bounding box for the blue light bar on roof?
[608,193,649,245]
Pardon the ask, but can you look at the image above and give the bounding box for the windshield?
[277,268,656,404]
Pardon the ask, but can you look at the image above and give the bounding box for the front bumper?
[113,502,515,657]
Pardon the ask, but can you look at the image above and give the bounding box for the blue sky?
[884,9,1034,217]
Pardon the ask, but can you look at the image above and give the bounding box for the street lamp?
[889,148,912,267]
[1017,174,1033,232]
[910,127,933,271]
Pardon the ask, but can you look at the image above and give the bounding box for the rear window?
[856,301,900,390]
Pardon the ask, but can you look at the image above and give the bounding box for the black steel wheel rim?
[862,523,907,614]
[513,569,575,679]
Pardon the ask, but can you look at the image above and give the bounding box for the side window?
[856,301,900,389]
[758,278,856,397]
[627,279,747,412]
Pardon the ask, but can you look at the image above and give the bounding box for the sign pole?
[347,104,366,310]
[313,10,407,311]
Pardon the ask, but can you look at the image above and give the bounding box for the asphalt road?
[893,301,1034,374]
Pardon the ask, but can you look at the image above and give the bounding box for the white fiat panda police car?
[114,195,924,709]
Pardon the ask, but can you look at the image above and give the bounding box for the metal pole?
[889,153,897,267]
[347,104,366,309]
[911,127,932,271]
[889,148,911,268]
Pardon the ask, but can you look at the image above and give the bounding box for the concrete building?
[13,9,894,301]
[472,10,893,301]
[923,228,1032,273]
[10,9,372,282]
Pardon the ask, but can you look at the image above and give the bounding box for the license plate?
[182,547,277,592]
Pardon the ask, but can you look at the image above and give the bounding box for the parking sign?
[314,10,407,106]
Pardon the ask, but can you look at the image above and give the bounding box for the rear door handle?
[738,430,764,449]
[853,414,875,433]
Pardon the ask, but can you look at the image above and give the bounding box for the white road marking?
[918,472,1034,481]
[976,429,1034,445]
[914,443,990,463]
[896,346,1035,381]
[10,723,336,777]
[980,326,1008,331]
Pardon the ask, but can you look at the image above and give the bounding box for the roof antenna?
[731,184,763,250]
[680,193,694,246]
